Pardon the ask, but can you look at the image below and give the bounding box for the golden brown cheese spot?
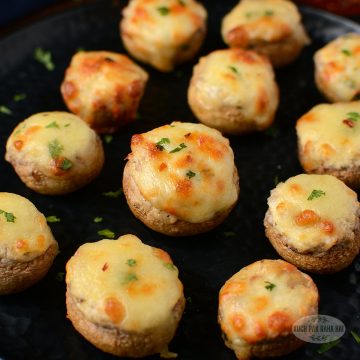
[226,26,249,47]
[37,234,45,249]
[127,282,157,296]
[295,209,320,226]
[102,262,109,272]
[131,134,144,146]
[104,296,125,324]
[152,247,172,263]
[289,183,302,194]
[158,162,167,171]
[175,178,193,197]
[251,296,269,312]
[268,311,292,333]
[16,239,28,250]
[221,280,248,298]
[256,87,269,113]
[50,157,70,177]
[196,133,226,160]
[231,314,246,332]
[319,220,335,234]
[62,80,77,99]
[175,154,193,168]
[232,48,260,64]
[14,140,23,150]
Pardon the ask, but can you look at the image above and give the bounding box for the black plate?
[0,1,359,359]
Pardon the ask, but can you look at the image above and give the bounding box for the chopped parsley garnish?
[164,263,176,271]
[56,272,65,282]
[48,139,64,159]
[34,47,55,71]
[317,339,341,354]
[307,189,326,200]
[274,175,279,186]
[157,6,170,15]
[351,330,360,344]
[342,49,352,56]
[264,281,276,291]
[59,158,73,171]
[265,10,274,16]
[102,188,123,198]
[64,123,71,127]
[97,229,115,238]
[169,143,187,153]
[178,0,186,6]
[126,259,137,267]
[46,215,61,223]
[122,273,138,284]
[0,105,12,115]
[0,210,16,223]
[347,112,360,121]
[103,135,113,144]
[45,121,59,129]
[228,65,240,75]
[156,137,171,151]
[223,231,236,237]
[93,216,103,223]
[186,170,196,179]
[13,93,26,102]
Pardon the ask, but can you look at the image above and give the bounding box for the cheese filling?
[7,112,98,175]
[267,174,358,252]
[0,192,56,261]
[66,235,183,331]
[297,102,360,169]
[129,122,239,223]
[219,260,318,356]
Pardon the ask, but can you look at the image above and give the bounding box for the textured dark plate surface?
[0,1,360,359]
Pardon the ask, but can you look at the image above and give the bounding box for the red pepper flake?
[102,262,109,272]
[343,119,355,128]
[14,140,24,150]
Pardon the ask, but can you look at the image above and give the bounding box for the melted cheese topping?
[129,122,239,223]
[190,49,278,127]
[121,0,207,70]
[61,51,148,131]
[66,235,184,331]
[267,174,358,253]
[0,193,56,261]
[6,112,99,176]
[296,102,360,169]
[222,0,302,45]
[219,260,318,359]
[314,33,360,102]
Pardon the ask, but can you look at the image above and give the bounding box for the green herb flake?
[351,330,360,344]
[347,112,360,121]
[164,263,176,271]
[97,229,115,239]
[45,121,60,129]
[56,272,65,282]
[13,93,27,102]
[93,216,103,223]
[223,231,236,237]
[186,170,196,179]
[169,143,187,153]
[0,105,12,115]
[122,273,138,284]
[186,296,192,303]
[77,47,85,52]
[103,135,113,144]
[274,175,279,186]
[64,123,71,127]
[157,6,170,15]
[48,139,64,159]
[317,339,341,354]
[126,259,137,267]
[103,188,123,198]
[59,158,73,171]
[228,65,240,75]
[264,10,274,16]
[342,49,352,56]
[156,137,171,151]
[178,0,186,6]
[34,47,55,71]
[307,189,326,201]
[46,215,61,223]
[264,281,276,291]
[0,210,16,223]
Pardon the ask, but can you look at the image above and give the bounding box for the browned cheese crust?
[264,210,360,274]
[123,160,240,236]
[0,242,58,295]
